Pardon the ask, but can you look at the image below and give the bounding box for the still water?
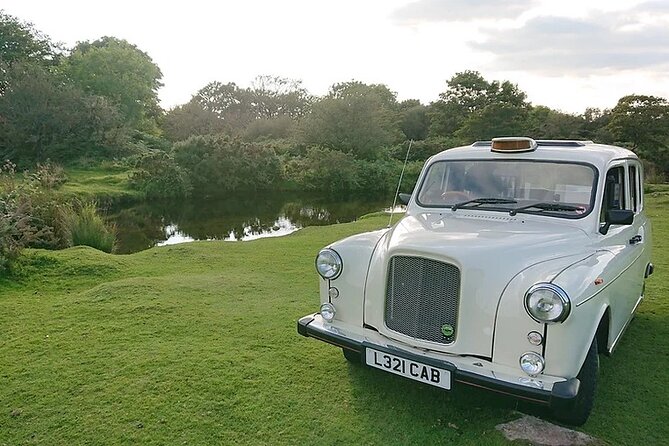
[107,192,398,254]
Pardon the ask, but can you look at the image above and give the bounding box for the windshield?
[416,160,597,218]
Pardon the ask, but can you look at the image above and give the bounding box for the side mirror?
[599,209,634,234]
[398,193,411,205]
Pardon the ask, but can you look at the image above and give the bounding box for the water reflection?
[107,192,392,254]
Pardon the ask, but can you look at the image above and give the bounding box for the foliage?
[388,137,460,162]
[60,201,116,253]
[0,161,52,271]
[609,95,669,175]
[31,161,67,190]
[163,101,228,142]
[191,76,311,138]
[430,70,530,141]
[285,147,360,192]
[0,11,59,92]
[173,135,282,194]
[129,151,192,199]
[399,100,430,141]
[300,81,402,159]
[0,63,126,165]
[244,116,295,141]
[65,36,163,132]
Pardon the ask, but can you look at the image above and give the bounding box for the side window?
[600,166,627,223]
[629,164,638,213]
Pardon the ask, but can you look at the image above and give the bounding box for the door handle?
[629,235,642,245]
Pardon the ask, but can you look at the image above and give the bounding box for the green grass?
[1,199,668,445]
[61,202,117,253]
[58,167,141,204]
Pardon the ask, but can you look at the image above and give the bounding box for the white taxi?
[297,137,653,425]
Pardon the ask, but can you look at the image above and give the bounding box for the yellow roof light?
[491,137,537,153]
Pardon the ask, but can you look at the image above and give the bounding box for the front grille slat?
[384,256,460,344]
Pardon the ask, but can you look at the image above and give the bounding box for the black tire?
[342,348,361,364]
[552,338,599,426]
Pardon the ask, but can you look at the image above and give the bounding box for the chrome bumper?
[297,314,579,409]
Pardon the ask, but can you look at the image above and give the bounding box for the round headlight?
[315,248,343,280]
[524,283,571,324]
[519,352,545,376]
[320,303,336,322]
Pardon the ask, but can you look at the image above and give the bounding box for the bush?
[129,151,192,198]
[173,135,282,194]
[388,137,460,161]
[285,147,359,192]
[61,201,116,253]
[0,161,52,271]
[31,161,67,189]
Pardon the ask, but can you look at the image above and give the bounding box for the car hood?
[363,210,594,357]
[386,211,591,260]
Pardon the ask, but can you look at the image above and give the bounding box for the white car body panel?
[300,139,653,411]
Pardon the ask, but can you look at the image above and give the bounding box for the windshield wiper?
[509,202,583,216]
[451,197,517,211]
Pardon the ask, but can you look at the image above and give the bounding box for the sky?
[3,0,668,114]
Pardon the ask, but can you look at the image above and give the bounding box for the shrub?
[388,137,460,161]
[61,201,116,253]
[31,161,67,190]
[129,151,192,198]
[285,147,359,192]
[173,135,282,194]
[0,161,52,271]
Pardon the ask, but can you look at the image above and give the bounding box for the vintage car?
[297,137,653,425]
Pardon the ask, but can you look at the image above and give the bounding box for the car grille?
[384,256,460,344]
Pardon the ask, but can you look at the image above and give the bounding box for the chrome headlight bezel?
[524,283,571,324]
[315,248,343,280]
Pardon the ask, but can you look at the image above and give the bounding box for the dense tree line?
[1,10,668,196]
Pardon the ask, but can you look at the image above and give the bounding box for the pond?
[107,192,400,254]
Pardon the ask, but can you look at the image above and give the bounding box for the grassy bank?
[58,167,141,205]
[1,199,667,445]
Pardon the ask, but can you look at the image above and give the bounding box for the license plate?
[365,348,451,390]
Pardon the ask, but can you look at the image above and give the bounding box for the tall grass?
[61,201,116,253]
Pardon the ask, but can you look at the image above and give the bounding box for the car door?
[598,162,642,342]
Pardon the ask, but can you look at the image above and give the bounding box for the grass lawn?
[1,197,667,445]
[58,167,141,204]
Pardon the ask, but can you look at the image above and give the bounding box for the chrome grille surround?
[384,256,461,344]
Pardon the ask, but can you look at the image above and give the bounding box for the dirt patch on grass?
[496,415,603,446]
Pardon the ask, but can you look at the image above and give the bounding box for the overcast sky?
[3,0,668,113]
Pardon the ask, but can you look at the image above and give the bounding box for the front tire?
[552,338,599,425]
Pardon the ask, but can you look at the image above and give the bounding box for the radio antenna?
[388,139,413,228]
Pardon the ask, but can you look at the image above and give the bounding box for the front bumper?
[298,314,579,409]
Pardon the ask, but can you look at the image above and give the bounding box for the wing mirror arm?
[599,209,634,235]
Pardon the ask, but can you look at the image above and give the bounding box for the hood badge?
[441,324,455,337]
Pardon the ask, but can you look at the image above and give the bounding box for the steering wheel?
[440,191,471,202]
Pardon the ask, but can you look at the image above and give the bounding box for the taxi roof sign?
[491,137,537,153]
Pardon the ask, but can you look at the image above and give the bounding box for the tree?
[300,81,401,159]
[163,101,227,142]
[609,95,669,175]
[399,100,430,140]
[0,63,126,165]
[429,71,530,141]
[526,106,585,139]
[191,76,312,137]
[0,11,59,92]
[65,37,163,132]
[0,11,58,65]
[249,75,312,119]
